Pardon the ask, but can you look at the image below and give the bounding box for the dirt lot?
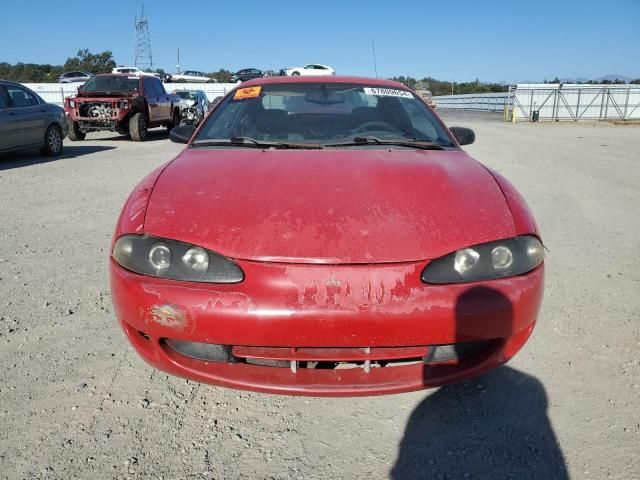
[1,113,639,479]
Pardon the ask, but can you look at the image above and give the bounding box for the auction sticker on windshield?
[364,87,413,98]
[234,86,262,100]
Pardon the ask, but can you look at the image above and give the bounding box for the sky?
[1,0,639,82]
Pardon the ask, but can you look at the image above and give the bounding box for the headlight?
[112,235,244,283]
[421,236,544,284]
[118,100,128,109]
[69,100,75,107]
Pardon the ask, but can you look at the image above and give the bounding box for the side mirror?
[170,124,196,144]
[449,126,475,146]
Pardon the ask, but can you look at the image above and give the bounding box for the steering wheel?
[354,121,399,134]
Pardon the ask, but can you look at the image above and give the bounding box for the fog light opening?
[163,339,234,362]
[137,330,150,341]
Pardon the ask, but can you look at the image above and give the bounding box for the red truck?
[64,74,181,141]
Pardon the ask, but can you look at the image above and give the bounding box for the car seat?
[349,106,384,130]
[255,109,289,138]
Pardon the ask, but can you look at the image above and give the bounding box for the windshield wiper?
[191,137,324,149]
[326,136,445,150]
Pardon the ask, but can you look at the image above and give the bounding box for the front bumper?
[66,104,129,131]
[110,259,543,396]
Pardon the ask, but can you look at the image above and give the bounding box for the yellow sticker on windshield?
[234,86,262,100]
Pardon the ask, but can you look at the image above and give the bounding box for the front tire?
[129,112,148,142]
[41,124,63,156]
[67,120,86,141]
[167,108,180,133]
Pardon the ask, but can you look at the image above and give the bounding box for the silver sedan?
[0,80,68,156]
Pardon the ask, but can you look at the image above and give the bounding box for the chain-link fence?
[434,84,640,121]
[431,92,510,112]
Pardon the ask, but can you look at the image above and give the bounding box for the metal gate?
[510,84,640,121]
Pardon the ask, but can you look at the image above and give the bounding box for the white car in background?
[284,64,336,76]
[167,71,216,83]
[57,71,93,83]
[111,66,159,77]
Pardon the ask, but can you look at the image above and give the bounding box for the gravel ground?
[0,113,638,480]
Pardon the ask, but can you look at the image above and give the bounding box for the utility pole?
[371,39,378,78]
[134,5,153,71]
[176,48,180,74]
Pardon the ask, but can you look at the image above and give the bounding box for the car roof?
[0,79,24,86]
[0,81,49,102]
[94,73,143,78]
[240,75,408,89]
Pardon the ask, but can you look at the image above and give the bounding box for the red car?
[110,76,544,396]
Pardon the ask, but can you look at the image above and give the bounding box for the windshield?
[81,75,140,93]
[176,91,197,100]
[194,83,455,147]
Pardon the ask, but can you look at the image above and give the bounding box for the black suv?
[229,68,264,83]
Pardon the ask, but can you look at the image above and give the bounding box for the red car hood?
[144,149,515,264]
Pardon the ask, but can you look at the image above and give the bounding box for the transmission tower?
[134,6,153,70]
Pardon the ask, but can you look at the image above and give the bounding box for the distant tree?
[551,77,560,83]
[0,49,114,81]
[630,78,640,84]
[401,76,508,96]
[208,69,232,83]
[391,76,418,90]
[63,49,116,74]
[0,61,63,82]
[0,59,517,92]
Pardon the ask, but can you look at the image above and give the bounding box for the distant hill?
[595,74,633,83]
[560,74,633,83]
[515,74,636,84]
[558,74,633,83]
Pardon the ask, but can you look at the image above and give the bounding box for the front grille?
[78,101,118,118]
[162,340,496,373]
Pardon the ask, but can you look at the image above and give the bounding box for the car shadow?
[391,287,568,480]
[0,145,116,171]
[92,129,170,142]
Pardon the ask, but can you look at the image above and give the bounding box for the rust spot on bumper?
[147,304,189,331]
